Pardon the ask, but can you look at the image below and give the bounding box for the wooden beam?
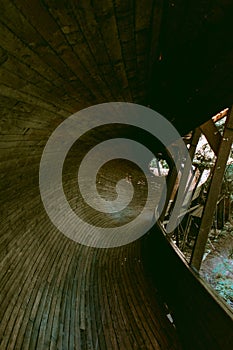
[190,107,233,271]
[160,129,200,224]
[189,128,201,160]
[162,130,199,227]
[212,108,229,123]
[159,165,178,222]
[200,119,222,156]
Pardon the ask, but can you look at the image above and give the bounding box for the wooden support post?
[200,119,222,156]
[189,128,201,160]
[190,107,233,271]
[159,165,178,222]
[160,130,200,223]
[163,129,200,225]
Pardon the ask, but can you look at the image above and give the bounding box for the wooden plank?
[200,119,222,156]
[212,108,229,123]
[143,224,233,350]
[189,128,201,160]
[159,165,178,222]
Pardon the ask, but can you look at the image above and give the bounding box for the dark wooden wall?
[142,224,233,350]
[1,1,233,349]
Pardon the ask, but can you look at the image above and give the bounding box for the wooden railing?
[142,223,233,350]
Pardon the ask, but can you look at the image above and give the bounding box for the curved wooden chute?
[0,1,233,349]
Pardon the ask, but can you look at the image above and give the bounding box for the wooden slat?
[200,119,222,156]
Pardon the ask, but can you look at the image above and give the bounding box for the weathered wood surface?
[143,224,233,350]
[0,202,181,349]
[0,1,233,349]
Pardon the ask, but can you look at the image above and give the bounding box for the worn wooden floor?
[0,219,181,349]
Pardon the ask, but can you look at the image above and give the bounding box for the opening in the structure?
[149,157,169,177]
[158,108,233,310]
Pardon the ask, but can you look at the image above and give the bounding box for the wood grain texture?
[0,1,233,349]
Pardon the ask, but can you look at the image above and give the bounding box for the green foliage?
[215,278,233,306]
[206,259,233,307]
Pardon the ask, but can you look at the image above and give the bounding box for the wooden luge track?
[1,1,233,349]
[0,219,181,349]
[1,143,233,349]
[0,147,181,349]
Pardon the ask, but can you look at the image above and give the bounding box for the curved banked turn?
[1,129,233,349]
[1,1,233,349]
[0,226,181,349]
